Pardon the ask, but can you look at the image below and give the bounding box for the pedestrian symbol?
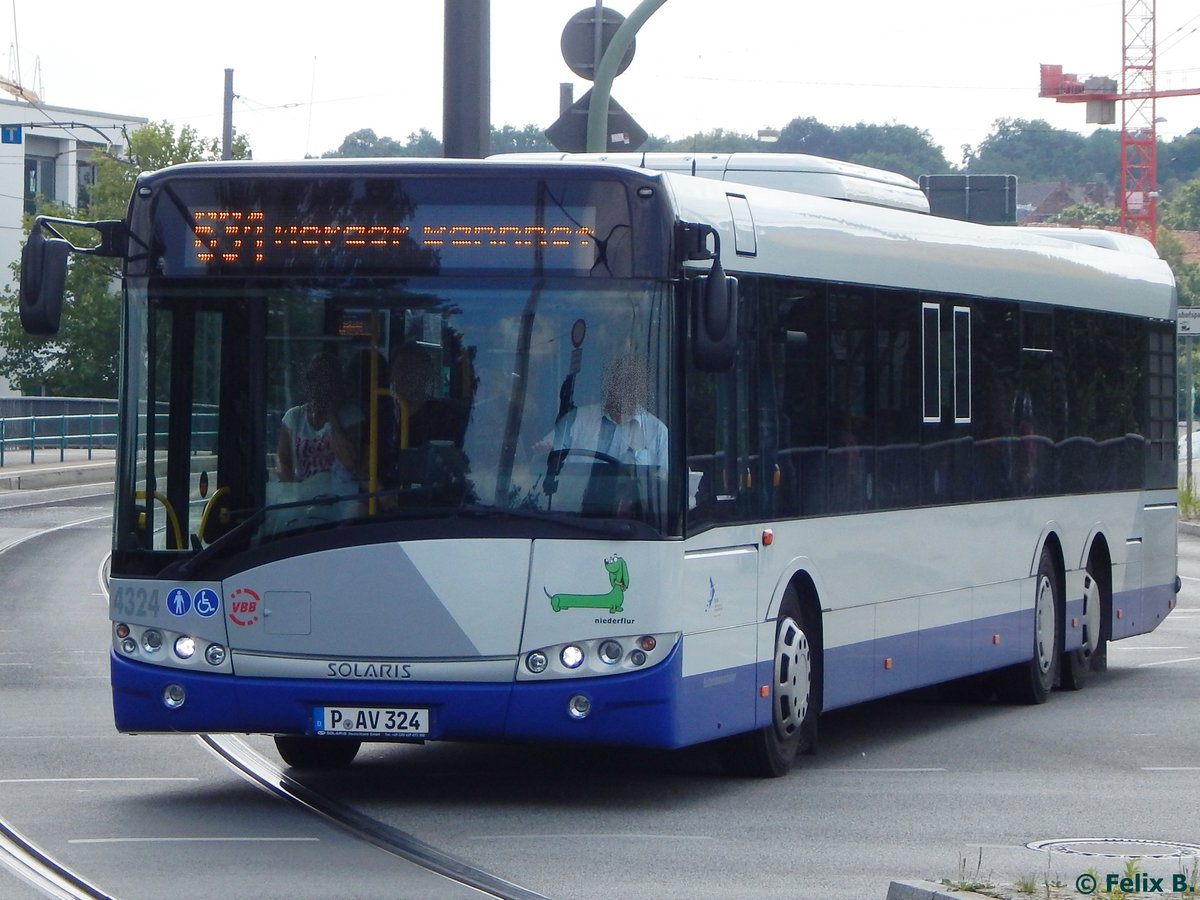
[193,588,220,618]
[167,588,192,617]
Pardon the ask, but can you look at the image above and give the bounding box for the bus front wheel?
[274,735,361,770]
[721,587,818,777]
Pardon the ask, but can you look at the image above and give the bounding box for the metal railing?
[0,412,118,467]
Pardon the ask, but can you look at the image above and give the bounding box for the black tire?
[1061,555,1109,690]
[720,587,818,777]
[1000,545,1061,704]
[1088,560,1111,674]
[274,735,361,770]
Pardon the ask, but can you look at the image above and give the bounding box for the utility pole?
[222,68,234,161]
[443,0,490,158]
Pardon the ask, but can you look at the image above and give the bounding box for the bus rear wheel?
[721,587,818,777]
[274,735,361,769]
[1061,557,1107,690]
[1000,545,1061,704]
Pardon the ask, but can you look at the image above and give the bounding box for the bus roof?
[652,167,1176,321]
[491,151,930,214]
[1016,226,1161,258]
[134,157,1174,321]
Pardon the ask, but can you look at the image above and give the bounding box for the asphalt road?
[3,489,1199,899]
[0,488,479,900]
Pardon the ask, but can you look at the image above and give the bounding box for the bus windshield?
[114,276,677,568]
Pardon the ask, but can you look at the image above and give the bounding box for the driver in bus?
[535,352,668,471]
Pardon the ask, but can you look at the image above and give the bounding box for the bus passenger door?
[681,290,762,741]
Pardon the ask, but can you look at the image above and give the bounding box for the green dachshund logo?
[545,555,629,613]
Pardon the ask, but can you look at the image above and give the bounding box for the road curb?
[0,462,115,491]
[886,880,996,900]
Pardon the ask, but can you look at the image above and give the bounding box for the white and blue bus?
[19,155,1178,776]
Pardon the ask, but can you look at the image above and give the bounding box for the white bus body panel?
[492,151,930,213]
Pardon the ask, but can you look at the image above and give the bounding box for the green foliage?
[321,127,442,158]
[1161,176,1200,231]
[1159,228,1200,310]
[490,124,555,154]
[1161,133,1200,194]
[319,116,954,180]
[942,849,994,892]
[0,121,248,397]
[1046,202,1120,227]
[775,117,952,180]
[964,118,1093,181]
[322,125,555,159]
[652,128,765,153]
[0,203,121,396]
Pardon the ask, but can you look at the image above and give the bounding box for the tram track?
[199,734,548,900]
[60,500,550,900]
[0,495,120,900]
[0,816,112,900]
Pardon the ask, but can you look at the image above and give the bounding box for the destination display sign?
[146,174,633,277]
[186,205,597,272]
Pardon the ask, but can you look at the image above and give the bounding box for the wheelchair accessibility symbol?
[193,588,220,618]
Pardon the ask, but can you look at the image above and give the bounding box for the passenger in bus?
[535,352,668,470]
[276,352,362,488]
[378,344,469,496]
[389,344,467,448]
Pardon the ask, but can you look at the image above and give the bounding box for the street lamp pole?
[585,0,667,152]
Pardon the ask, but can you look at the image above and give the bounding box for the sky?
[3,0,1199,164]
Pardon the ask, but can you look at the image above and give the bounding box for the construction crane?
[1039,0,1200,245]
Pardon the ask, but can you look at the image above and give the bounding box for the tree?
[776,117,951,181]
[0,121,249,397]
[653,128,765,152]
[321,128,443,158]
[490,124,555,154]
[964,118,1091,182]
[1160,132,1200,194]
[1045,202,1120,227]
[1158,228,1200,310]
[1160,175,1200,231]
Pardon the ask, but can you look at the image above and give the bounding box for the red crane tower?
[1039,0,1200,245]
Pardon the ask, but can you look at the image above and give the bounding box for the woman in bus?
[276,352,362,488]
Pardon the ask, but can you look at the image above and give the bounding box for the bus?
[18,156,1179,777]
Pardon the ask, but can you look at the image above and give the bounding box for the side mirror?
[691,254,739,372]
[19,227,70,336]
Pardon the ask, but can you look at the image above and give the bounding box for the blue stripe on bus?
[111,639,692,749]
[821,582,1176,711]
[110,582,1176,747]
[823,609,1026,710]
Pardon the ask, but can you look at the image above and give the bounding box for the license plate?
[314,706,429,737]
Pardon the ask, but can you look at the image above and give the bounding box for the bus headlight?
[598,640,623,665]
[560,645,585,669]
[174,636,196,660]
[204,644,227,666]
[525,651,548,674]
[141,629,163,653]
[120,637,138,655]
